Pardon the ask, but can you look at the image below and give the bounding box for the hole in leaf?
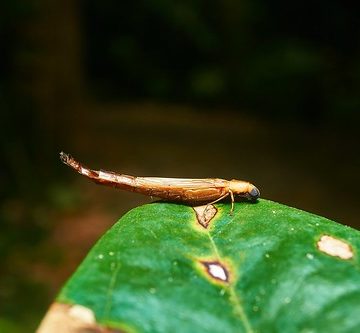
[317,235,353,260]
[193,204,217,228]
[200,260,229,283]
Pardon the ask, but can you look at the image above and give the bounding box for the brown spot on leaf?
[37,303,125,333]
[200,260,230,283]
[317,235,353,260]
[193,204,217,228]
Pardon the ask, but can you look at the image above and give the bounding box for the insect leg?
[229,189,234,215]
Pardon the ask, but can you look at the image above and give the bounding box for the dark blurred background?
[1,0,359,331]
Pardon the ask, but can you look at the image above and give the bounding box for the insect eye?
[250,187,260,199]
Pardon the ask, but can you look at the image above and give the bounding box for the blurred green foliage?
[82,0,360,120]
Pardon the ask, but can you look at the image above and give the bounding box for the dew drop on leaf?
[284,297,291,304]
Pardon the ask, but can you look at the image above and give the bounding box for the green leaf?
[54,199,360,333]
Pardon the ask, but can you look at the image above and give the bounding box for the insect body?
[60,152,260,211]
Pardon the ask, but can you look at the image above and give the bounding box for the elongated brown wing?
[60,153,230,204]
[133,177,229,203]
